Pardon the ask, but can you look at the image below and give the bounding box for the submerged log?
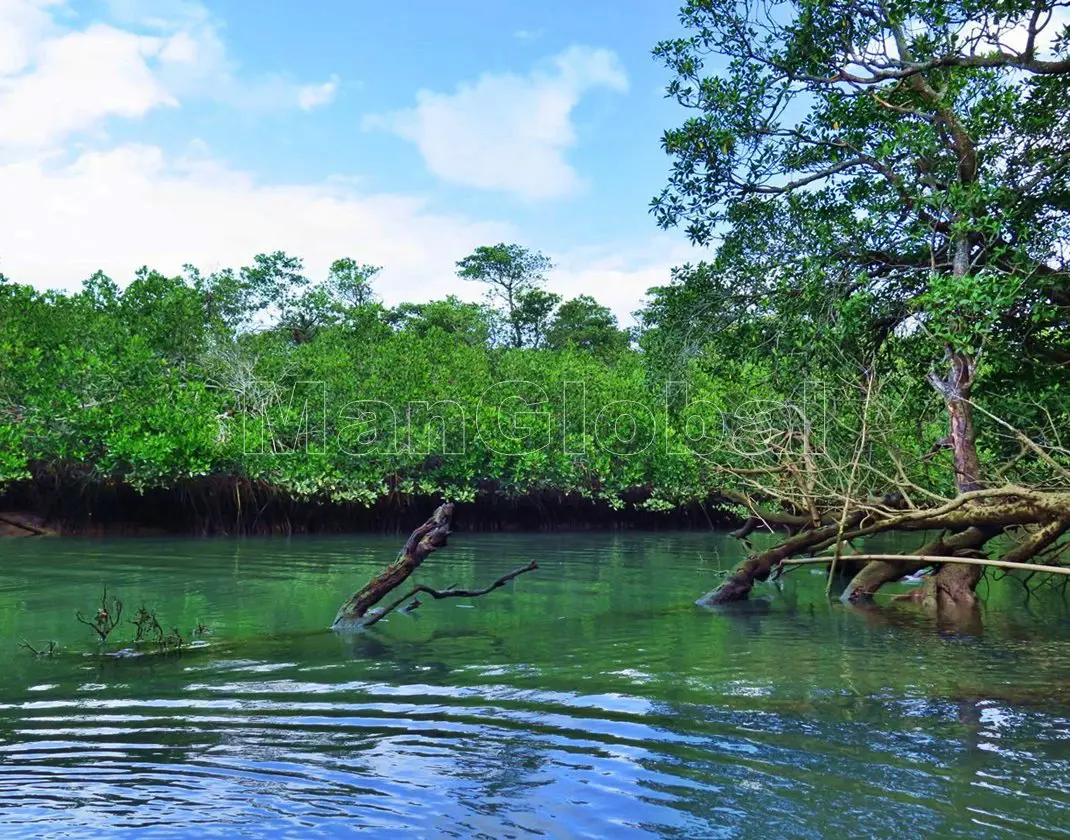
[332,502,538,630]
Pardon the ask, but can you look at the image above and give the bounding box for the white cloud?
[365,45,628,200]
[0,23,176,149]
[0,0,337,152]
[147,14,338,113]
[549,236,698,325]
[0,144,517,304]
[298,75,339,111]
[0,0,59,76]
[0,143,686,321]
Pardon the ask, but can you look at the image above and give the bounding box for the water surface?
[2,532,1069,838]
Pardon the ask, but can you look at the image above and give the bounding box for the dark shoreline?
[0,477,741,537]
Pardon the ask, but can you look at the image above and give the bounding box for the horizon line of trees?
[0,242,632,358]
[0,242,713,511]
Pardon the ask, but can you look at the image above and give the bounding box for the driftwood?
[359,561,540,628]
[332,503,537,630]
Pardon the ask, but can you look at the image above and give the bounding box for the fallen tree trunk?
[699,488,1070,608]
[332,502,538,630]
[697,512,865,605]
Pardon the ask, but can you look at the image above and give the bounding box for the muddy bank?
[0,477,740,536]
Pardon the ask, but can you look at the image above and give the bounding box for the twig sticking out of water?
[19,639,57,657]
[75,587,123,642]
[361,561,540,628]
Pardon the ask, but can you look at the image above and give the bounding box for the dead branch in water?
[75,587,124,642]
[695,382,1070,612]
[360,561,540,628]
[332,503,537,629]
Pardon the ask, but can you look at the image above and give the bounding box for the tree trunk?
[918,363,987,606]
[698,513,864,605]
[929,350,983,494]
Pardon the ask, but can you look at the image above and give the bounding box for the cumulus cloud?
[0,144,516,302]
[0,0,59,76]
[364,45,628,200]
[0,0,338,152]
[0,23,177,149]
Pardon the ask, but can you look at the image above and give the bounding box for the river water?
[1,532,1069,838]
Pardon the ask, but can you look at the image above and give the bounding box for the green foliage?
[456,243,555,348]
[547,295,630,357]
[0,252,728,511]
[639,0,1070,496]
[389,296,495,346]
[327,258,381,308]
[648,0,1069,378]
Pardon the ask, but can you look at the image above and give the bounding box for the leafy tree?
[327,258,381,308]
[547,295,630,355]
[239,251,309,324]
[390,296,494,346]
[456,243,554,348]
[650,0,1070,494]
[281,287,339,344]
[78,271,121,313]
[184,265,248,333]
[514,288,562,349]
[120,267,207,363]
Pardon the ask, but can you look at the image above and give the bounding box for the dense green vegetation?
[1,0,1067,544]
[0,244,719,520]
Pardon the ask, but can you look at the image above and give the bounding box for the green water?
[1,532,1070,838]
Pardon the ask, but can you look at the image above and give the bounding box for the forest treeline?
[0,244,735,530]
[1,224,1063,535]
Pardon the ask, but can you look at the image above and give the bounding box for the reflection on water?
[1,532,1070,838]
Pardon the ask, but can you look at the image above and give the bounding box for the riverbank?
[0,477,741,536]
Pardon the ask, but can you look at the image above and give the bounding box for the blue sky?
[0,0,702,322]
